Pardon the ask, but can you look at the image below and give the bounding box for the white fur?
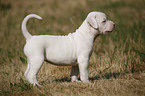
[22,11,115,86]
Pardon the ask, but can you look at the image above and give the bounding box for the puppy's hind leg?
[25,56,44,86]
[24,62,30,77]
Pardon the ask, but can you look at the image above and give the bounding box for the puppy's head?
[86,11,115,34]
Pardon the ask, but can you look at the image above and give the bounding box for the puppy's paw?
[71,76,80,82]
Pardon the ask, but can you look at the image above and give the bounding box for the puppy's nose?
[113,22,115,27]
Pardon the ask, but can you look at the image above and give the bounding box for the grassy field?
[0,0,145,95]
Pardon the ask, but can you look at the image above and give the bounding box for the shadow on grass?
[54,72,125,83]
[90,72,124,81]
[55,77,71,82]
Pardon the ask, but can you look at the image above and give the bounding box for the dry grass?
[0,0,145,96]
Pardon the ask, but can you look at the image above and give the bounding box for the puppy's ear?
[87,16,98,29]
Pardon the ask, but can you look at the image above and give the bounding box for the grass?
[0,0,145,95]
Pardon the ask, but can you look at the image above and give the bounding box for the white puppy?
[22,11,115,86]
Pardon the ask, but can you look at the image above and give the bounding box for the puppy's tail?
[21,14,42,40]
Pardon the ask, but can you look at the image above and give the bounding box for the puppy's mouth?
[105,22,115,33]
[105,25,115,34]
[103,29,114,34]
[107,29,114,33]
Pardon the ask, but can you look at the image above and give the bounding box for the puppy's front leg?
[71,66,80,82]
[78,56,90,83]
